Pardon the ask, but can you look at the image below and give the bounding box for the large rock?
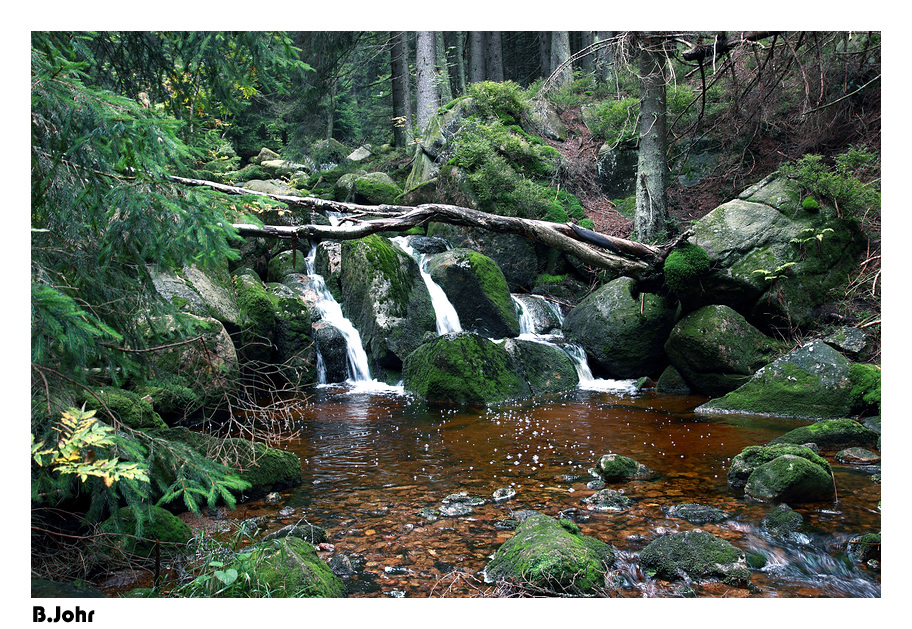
[99,505,193,558]
[768,418,879,451]
[425,248,521,338]
[743,454,835,503]
[696,340,854,419]
[267,283,317,387]
[484,512,615,595]
[690,176,865,329]
[339,234,437,373]
[233,270,277,364]
[727,443,832,489]
[403,333,531,404]
[562,276,675,378]
[149,262,241,334]
[503,338,579,396]
[594,453,656,482]
[665,304,783,396]
[639,529,750,586]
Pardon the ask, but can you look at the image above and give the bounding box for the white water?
[390,236,462,334]
[305,243,401,393]
[511,294,637,393]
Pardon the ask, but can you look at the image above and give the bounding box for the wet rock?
[656,365,692,395]
[503,338,580,396]
[822,326,871,360]
[846,533,881,563]
[595,453,657,482]
[835,447,880,465]
[278,506,296,517]
[442,492,486,506]
[266,492,281,505]
[581,488,633,512]
[664,503,727,525]
[727,443,831,489]
[439,503,474,517]
[639,529,750,586]
[768,418,879,451]
[744,454,835,503]
[760,504,804,540]
[262,523,329,545]
[416,508,439,522]
[328,553,356,576]
[493,487,516,503]
[484,512,615,595]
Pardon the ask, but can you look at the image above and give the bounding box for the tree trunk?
[633,37,671,243]
[578,31,594,74]
[390,31,413,147]
[415,31,439,133]
[484,31,504,82]
[468,31,485,83]
[435,31,453,105]
[550,31,573,88]
[595,31,616,85]
[452,31,466,95]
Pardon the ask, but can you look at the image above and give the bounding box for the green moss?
[744,454,835,502]
[89,387,167,431]
[639,529,749,586]
[464,250,518,332]
[768,418,879,450]
[728,443,832,488]
[663,243,710,293]
[100,505,192,558]
[801,196,820,211]
[233,272,276,362]
[849,363,881,414]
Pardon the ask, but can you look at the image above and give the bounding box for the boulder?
[727,443,832,489]
[194,536,343,597]
[311,321,349,383]
[743,454,835,503]
[426,248,520,338]
[512,293,564,335]
[639,529,750,586]
[562,276,675,378]
[581,488,633,512]
[149,262,241,334]
[99,505,193,558]
[760,503,805,540]
[503,338,579,396]
[664,503,727,525]
[665,304,782,396]
[594,453,656,482]
[655,365,692,395]
[262,523,329,545]
[696,340,854,419]
[339,234,437,373]
[526,98,568,141]
[767,418,879,451]
[403,333,531,404]
[484,512,615,595]
[233,270,277,364]
[88,387,167,431]
[594,144,638,199]
[267,283,318,387]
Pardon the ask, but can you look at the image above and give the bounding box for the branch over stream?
[171,175,691,278]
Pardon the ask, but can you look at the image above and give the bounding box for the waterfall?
[511,294,636,393]
[304,244,373,385]
[390,236,462,334]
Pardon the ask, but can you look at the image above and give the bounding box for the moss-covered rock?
[665,304,783,396]
[339,234,436,374]
[198,536,343,598]
[504,338,579,396]
[761,503,805,540]
[744,454,835,503]
[580,488,633,511]
[663,243,710,297]
[233,270,277,363]
[846,533,881,564]
[426,248,520,338]
[696,340,853,419]
[562,276,675,378]
[403,333,531,404]
[90,387,167,431]
[99,505,193,558]
[664,503,728,525]
[352,172,402,205]
[727,443,832,488]
[849,362,881,415]
[267,283,317,387]
[484,512,615,595]
[655,365,692,395]
[640,529,750,586]
[265,249,309,283]
[767,418,879,451]
[594,453,656,482]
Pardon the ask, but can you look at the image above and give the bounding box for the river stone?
[267,283,317,387]
[493,487,517,502]
[846,533,881,564]
[655,365,692,395]
[440,503,474,517]
[484,512,615,595]
[768,418,879,451]
[442,492,486,506]
[727,443,831,489]
[234,269,277,363]
[835,447,880,465]
[581,488,633,512]
[562,276,675,378]
[664,304,782,396]
[426,248,521,338]
[664,503,727,525]
[262,523,328,545]
[639,529,750,586]
[312,321,349,384]
[503,338,579,396]
[594,453,656,482]
[403,333,531,404]
[696,340,854,419]
[761,504,805,540]
[744,454,835,503]
[339,234,437,373]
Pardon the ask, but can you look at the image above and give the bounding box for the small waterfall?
[390,236,462,334]
[511,294,637,393]
[304,244,373,384]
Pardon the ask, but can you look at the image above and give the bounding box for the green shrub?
[585,97,638,145]
[778,147,880,218]
[466,80,529,122]
[663,243,710,293]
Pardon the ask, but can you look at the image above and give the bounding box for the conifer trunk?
[633,37,670,243]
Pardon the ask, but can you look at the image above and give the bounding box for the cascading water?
[390,236,462,334]
[511,294,636,393]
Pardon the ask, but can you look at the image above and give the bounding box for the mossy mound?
[233,270,277,363]
[484,512,615,595]
[849,363,881,415]
[639,529,750,586]
[727,443,831,488]
[99,505,192,558]
[767,418,879,451]
[504,338,579,396]
[403,333,531,404]
[744,454,835,503]
[196,536,343,598]
[89,387,167,431]
[663,243,710,295]
[761,503,805,540]
[594,453,656,482]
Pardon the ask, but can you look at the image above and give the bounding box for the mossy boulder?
[761,503,805,540]
[664,503,728,525]
[339,234,437,373]
[562,276,675,378]
[849,362,881,415]
[233,269,277,363]
[767,418,879,451]
[403,333,531,404]
[727,443,832,488]
[89,387,167,431]
[266,249,309,283]
[425,248,521,338]
[99,505,193,558]
[594,453,656,482]
[655,365,692,395]
[267,283,318,387]
[696,340,853,419]
[640,530,750,586]
[581,488,633,511]
[665,304,783,396]
[743,454,835,503]
[484,512,615,595]
[503,338,579,396]
[149,263,242,334]
[196,536,343,598]
[351,172,402,205]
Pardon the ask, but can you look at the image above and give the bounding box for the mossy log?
[170,175,691,279]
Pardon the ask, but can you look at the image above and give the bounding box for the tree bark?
[435,31,453,105]
[468,31,485,83]
[633,36,671,243]
[550,31,573,88]
[484,31,504,82]
[390,31,413,147]
[415,31,439,133]
[452,31,466,95]
[168,175,669,278]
